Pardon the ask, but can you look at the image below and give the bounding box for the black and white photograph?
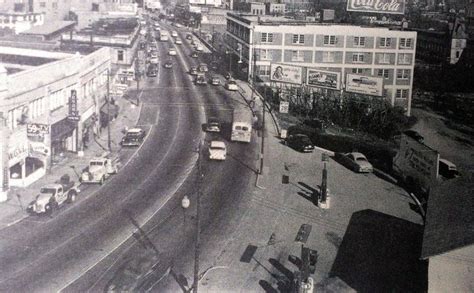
[0,0,473,292]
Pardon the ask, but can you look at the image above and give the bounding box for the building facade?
[0,47,111,192]
[225,13,417,115]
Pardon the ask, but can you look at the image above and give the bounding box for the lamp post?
[181,195,190,238]
[226,50,232,74]
[192,141,203,293]
[106,70,111,151]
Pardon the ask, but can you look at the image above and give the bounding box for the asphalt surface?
[0,22,258,292]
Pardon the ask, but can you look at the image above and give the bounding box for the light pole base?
[318,196,331,209]
[0,190,8,203]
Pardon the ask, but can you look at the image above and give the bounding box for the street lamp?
[226,50,232,74]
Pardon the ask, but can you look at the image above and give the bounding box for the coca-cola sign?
[347,0,405,15]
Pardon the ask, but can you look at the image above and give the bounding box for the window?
[352,68,364,74]
[396,89,409,99]
[354,36,365,47]
[397,69,410,79]
[292,34,304,44]
[39,2,46,7]
[399,38,412,48]
[257,65,271,76]
[398,53,411,64]
[322,51,335,62]
[377,69,389,79]
[261,32,273,43]
[352,53,364,63]
[52,2,58,9]
[378,53,391,64]
[323,35,336,45]
[291,50,304,62]
[260,49,271,61]
[456,51,461,58]
[380,37,391,47]
[117,50,124,62]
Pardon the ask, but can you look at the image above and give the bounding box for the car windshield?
[40,188,56,194]
[210,146,225,150]
[228,81,236,85]
[126,133,141,138]
[356,157,368,162]
[90,161,104,166]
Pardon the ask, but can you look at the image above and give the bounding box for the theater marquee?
[346,0,405,15]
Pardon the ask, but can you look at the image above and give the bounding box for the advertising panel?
[27,123,49,137]
[307,69,340,90]
[346,0,406,15]
[270,64,303,85]
[68,90,80,122]
[345,74,384,96]
[279,101,289,114]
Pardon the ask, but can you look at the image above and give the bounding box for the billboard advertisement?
[270,64,303,85]
[345,74,384,96]
[346,0,406,15]
[307,69,340,90]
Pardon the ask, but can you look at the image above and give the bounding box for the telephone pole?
[193,141,202,293]
[107,70,111,151]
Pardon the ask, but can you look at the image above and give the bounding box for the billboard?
[307,69,340,90]
[346,0,406,15]
[270,64,303,85]
[345,74,384,96]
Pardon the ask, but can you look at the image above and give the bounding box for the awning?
[51,118,76,142]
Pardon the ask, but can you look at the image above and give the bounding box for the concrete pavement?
[0,86,143,230]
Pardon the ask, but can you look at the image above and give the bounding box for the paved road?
[0,22,258,292]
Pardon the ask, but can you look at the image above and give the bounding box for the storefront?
[99,101,120,129]
[80,106,98,150]
[50,118,77,165]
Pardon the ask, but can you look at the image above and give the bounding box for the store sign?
[270,64,303,85]
[307,69,340,90]
[279,101,289,114]
[29,142,50,157]
[346,0,405,15]
[68,90,80,122]
[8,143,29,167]
[27,123,49,137]
[346,74,384,96]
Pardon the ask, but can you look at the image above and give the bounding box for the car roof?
[350,152,366,158]
[127,128,143,133]
[210,141,226,148]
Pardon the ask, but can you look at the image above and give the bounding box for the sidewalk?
[0,88,143,229]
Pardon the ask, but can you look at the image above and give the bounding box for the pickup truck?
[27,174,80,215]
[80,156,118,185]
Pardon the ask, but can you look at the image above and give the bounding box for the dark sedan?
[120,128,146,147]
[286,134,315,153]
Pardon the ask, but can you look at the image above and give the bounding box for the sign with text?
[345,74,384,96]
[307,69,340,90]
[270,64,303,85]
[279,101,289,113]
[68,89,80,121]
[346,0,406,15]
[27,123,49,137]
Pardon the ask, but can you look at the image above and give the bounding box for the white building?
[0,47,111,195]
[225,13,417,115]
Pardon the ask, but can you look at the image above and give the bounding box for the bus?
[159,30,169,41]
[231,109,253,143]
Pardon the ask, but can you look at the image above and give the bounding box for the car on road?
[120,128,146,147]
[191,39,196,46]
[189,66,198,75]
[335,152,373,173]
[198,63,208,72]
[195,44,204,51]
[206,117,221,133]
[195,74,207,85]
[209,141,226,161]
[186,34,193,40]
[225,80,239,91]
[210,76,220,85]
[147,64,157,77]
[171,31,178,37]
[286,134,315,153]
[191,52,198,58]
[168,48,177,56]
[403,130,424,143]
[224,72,232,79]
[175,39,182,45]
[164,60,173,68]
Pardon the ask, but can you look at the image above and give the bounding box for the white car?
[209,141,226,161]
[168,48,177,56]
[171,31,178,37]
[225,80,239,91]
[175,39,182,45]
[196,44,203,51]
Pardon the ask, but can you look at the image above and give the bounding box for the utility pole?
[107,70,111,151]
[193,141,202,293]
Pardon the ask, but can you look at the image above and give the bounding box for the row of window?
[259,32,413,49]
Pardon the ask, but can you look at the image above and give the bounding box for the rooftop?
[20,21,75,36]
[421,176,474,259]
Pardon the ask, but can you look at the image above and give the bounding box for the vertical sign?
[68,90,80,121]
[279,101,289,113]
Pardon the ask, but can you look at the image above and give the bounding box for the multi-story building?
[0,47,111,195]
[225,13,417,115]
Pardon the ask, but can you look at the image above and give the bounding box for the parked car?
[209,141,226,161]
[225,80,239,91]
[171,31,178,37]
[168,48,177,56]
[210,76,220,86]
[195,74,207,85]
[286,134,315,153]
[189,66,198,75]
[438,158,460,179]
[147,65,157,77]
[403,130,424,143]
[186,34,193,40]
[120,128,146,147]
[175,39,182,45]
[164,60,173,68]
[198,63,208,72]
[195,44,204,51]
[206,117,221,133]
[335,152,373,173]
[224,72,232,79]
[191,52,199,58]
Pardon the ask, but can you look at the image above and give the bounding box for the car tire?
[44,203,53,216]
[100,176,105,185]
